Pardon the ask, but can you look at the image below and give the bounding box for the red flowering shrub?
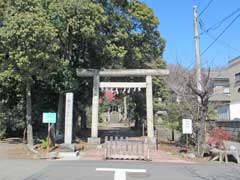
[207,127,232,149]
[104,90,116,102]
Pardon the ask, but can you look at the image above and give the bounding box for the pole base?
[147,137,157,149]
[59,144,75,151]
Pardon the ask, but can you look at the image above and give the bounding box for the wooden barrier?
[104,136,150,160]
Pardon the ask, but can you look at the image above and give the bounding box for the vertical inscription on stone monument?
[64,92,73,144]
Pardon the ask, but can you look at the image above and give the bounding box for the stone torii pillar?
[89,74,100,144]
[146,75,154,138]
[123,96,127,121]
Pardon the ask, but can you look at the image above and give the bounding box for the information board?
[43,112,56,123]
[182,119,192,134]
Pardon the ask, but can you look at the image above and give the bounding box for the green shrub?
[0,100,25,138]
[40,137,49,149]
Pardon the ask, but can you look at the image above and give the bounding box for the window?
[235,72,240,85]
[213,86,224,93]
[223,87,230,94]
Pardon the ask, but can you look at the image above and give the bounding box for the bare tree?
[166,64,212,157]
[166,64,199,121]
[188,68,211,157]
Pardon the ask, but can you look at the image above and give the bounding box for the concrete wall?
[155,126,181,143]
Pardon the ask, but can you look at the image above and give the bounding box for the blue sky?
[144,0,240,68]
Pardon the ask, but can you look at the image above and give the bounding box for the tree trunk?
[171,128,175,141]
[134,100,141,129]
[49,124,55,147]
[80,110,87,129]
[26,79,33,146]
[56,93,64,135]
[23,128,27,144]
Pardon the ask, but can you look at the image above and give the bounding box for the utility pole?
[194,6,205,157]
[193,6,202,103]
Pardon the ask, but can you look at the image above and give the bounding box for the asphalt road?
[1,159,240,180]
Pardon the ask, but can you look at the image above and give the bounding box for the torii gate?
[77,69,169,144]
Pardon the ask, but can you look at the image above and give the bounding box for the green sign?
[43,112,56,123]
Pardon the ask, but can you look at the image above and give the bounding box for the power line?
[201,12,240,56]
[205,32,240,53]
[200,8,240,35]
[199,0,214,17]
[199,17,240,53]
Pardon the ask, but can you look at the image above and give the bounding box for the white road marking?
[96,168,147,180]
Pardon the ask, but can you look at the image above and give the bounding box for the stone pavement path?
[98,122,142,141]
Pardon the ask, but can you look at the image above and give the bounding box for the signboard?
[182,119,192,134]
[43,112,56,123]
